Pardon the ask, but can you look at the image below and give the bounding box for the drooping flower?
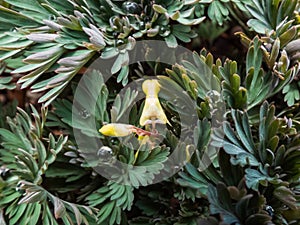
[139,79,169,126]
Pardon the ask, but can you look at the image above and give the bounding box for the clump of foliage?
[0,0,299,225]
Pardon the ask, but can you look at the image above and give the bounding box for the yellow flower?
[139,79,169,126]
[99,123,134,137]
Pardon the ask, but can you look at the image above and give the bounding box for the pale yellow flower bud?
[99,123,134,137]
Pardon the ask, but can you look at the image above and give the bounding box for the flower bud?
[99,123,133,137]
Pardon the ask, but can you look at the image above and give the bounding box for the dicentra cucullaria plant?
[0,0,299,224]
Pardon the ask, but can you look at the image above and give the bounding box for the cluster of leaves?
[0,0,299,225]
[176,102,300,225]
[0,106,97,224]
[0,0,255,106]
[0,0,197,105]
[241,0,300,106]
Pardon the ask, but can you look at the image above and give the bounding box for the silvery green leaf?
[177,16,205,25]
[153,4,167,14]
[23,46,64,63]
[26,33,59,43]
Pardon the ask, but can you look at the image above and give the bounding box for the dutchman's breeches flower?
[139,79,169,126]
